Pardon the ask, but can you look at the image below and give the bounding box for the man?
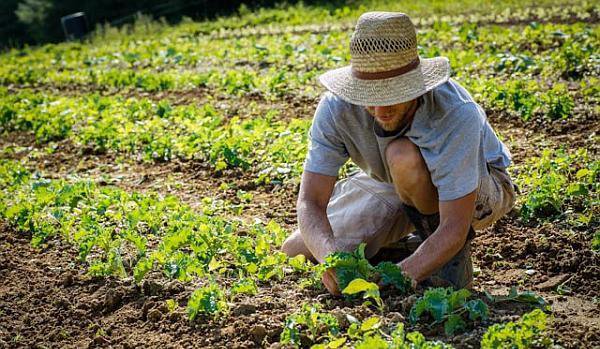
[281,12,516,295]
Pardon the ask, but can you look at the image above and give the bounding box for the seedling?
[481,309,552,348]
[409,287,489,336]
[187,283,228,321]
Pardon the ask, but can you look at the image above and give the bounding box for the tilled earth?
[0,92,599,348]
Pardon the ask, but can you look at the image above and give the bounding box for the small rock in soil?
[169,310,185,322]
[268,325,283,339]
[165,280,184,295]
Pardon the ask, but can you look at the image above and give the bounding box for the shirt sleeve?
[303,94,349,177]
[421,102,484,201]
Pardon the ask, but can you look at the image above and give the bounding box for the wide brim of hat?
[318,57,450,106]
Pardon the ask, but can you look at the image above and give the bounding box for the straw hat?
[319,12,451,106]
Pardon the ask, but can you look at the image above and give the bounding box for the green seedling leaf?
[342,278,383,310]
[327,337,346,348]
[374,261,412,292]
[464,299,489,321]
[444,314,466,336]
[187,283,228,321]
[410,288,450,323]
[448,288,471,310]
[360,316,381,332]
[342,278,377,295]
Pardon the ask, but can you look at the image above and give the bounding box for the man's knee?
[385,137,427,181]
[281,234,298,256]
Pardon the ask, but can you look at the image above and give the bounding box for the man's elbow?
[296,196,327,217]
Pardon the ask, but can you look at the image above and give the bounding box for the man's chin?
[376,120,398,132]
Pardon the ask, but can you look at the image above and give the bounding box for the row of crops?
[1,7,598,122]
[0,0,598,347]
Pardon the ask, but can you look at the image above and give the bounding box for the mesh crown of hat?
[350,12,418,73]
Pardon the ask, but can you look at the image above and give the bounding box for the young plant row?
[3,20,596,81]
[1,88,597,227]
[513,147,598,227]
[0,88,309,184]
[279,304,551,348]
[0,159,316,318]
[1,21,597,115]
[281,244,550,348]
[189,1,596,39]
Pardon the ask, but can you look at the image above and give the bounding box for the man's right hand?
[322,268,341,296]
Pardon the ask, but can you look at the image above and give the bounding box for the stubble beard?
[375,117,404,132]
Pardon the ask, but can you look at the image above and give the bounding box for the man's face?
[365,99,417,132]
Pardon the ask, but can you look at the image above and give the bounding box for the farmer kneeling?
[281,12,517,295]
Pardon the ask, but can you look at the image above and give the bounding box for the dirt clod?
[147,308,163,323]
[142,280,164,296]
[61,271,75,286]
[250,324,268,342]
[233,303,257,316]
[103,289,122,312]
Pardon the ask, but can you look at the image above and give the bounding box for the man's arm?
[399,190,476,285]
[296,170,338,263]
[297,170,342,295]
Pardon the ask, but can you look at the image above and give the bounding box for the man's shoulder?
[315,91,365,126]
[318,91,354,114]
[426,79,484,123]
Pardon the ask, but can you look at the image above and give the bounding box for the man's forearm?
[297,201,336,263]
[400,219,469,283]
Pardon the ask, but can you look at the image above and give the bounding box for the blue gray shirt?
[304,78,512,201]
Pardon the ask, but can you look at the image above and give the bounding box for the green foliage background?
[1,0,587,48]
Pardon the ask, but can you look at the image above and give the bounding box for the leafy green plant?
[280,303,340,347]
[481,309,552,348]
[409,288,489,336]
[187,283,229,321]
[515,148,598,224]
[324,244,412,293]
[342,279,384,310]
[303,314,454,349]
[484,286,547,308]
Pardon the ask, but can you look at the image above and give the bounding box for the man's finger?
[322,270,341,296]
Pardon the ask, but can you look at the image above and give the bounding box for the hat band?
[351,58,420,80]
